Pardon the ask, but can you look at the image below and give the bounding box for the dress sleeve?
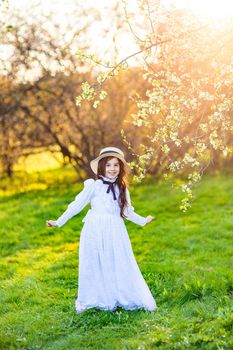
[123,187,147,226]
[55,179,95,227]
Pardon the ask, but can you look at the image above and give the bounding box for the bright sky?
[5,0,233,27]
[5,0,233,24]
[6,0,233,17]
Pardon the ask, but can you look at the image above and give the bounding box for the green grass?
[0,169,232,350]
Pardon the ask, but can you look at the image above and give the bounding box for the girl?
[46,146,157,314]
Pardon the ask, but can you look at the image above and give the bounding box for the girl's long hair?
[96,156,129,218]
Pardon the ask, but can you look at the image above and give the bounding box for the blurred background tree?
[0,1,148,179]
[75,0,233,210]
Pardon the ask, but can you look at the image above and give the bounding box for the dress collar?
[99,175,118,183]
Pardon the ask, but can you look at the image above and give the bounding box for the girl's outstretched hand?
[46,220,57,227]
[146,215,155,224]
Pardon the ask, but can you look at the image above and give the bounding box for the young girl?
[46,146,157,314]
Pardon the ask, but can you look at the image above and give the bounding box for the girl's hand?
[146,215,155,224]
[46,220,57,227]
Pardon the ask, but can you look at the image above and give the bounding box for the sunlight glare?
[173,0,233,20]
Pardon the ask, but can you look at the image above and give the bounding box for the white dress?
[55,177,157,313]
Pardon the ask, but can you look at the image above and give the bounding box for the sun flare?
[173,0,233,20]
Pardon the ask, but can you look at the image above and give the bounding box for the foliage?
[76,0,233,211]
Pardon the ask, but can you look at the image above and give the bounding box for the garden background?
[0,0,232,349]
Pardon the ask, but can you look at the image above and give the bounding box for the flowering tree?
[75,0,233,211]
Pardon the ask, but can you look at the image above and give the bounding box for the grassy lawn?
[0,169,232,349]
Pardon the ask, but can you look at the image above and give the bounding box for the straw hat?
[90,146,131,174]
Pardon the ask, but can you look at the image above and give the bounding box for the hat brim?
[90,152,131,175]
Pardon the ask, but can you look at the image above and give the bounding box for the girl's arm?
[47,178,95,228]
[123,187,153,226]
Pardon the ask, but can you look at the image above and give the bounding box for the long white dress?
[55,177,157,313]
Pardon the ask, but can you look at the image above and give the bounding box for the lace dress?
[55,177,157,313]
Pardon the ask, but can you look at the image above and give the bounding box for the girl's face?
[105,157,120,179]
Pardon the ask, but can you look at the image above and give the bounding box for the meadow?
[0,168,232,349]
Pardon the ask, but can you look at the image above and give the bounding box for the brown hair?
[96,156,129,218]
